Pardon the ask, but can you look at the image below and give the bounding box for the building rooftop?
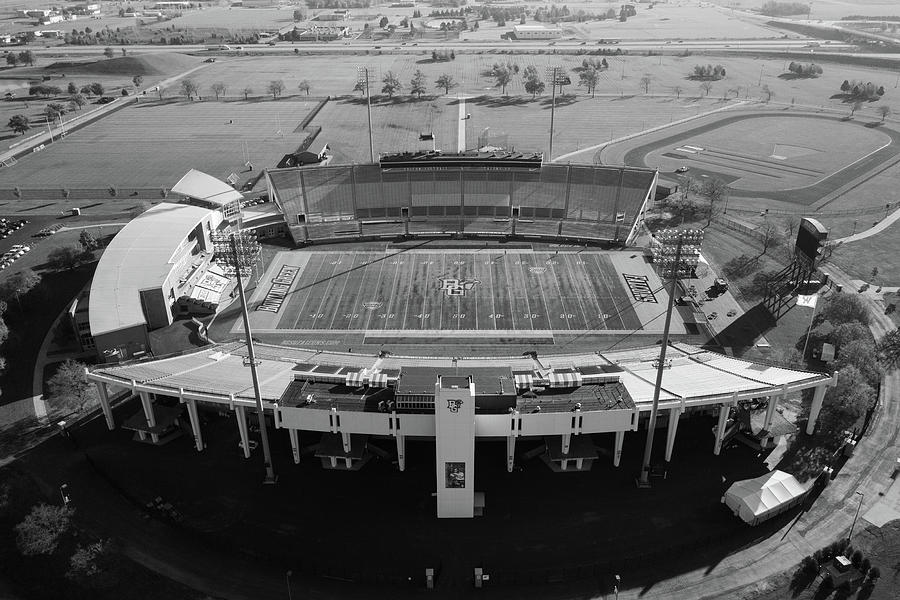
[171,168,243,207]
[89,203,213,337]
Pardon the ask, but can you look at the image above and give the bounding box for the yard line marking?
[305,256,342,331]
[457,96,467,152]
[382,254,404,331]
[400,256,415,330]
[437,253,445,331]
[363,256,387,331]
[570,254,606,330]
[488,253,497,331]
[342,253,371,331]
[291,254,330,329]
[559,254,591,330]
[420,257,431,329]
[592,254,629,331]
[326,252,354,330]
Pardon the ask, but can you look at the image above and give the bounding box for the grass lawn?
[832,225,900,286]
[0,98,317,189]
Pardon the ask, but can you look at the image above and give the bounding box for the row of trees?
[690,64,726,80]
[4,50,35,67]
[839,79,886,100]
[175,78,311,101]
[787,62,823,77]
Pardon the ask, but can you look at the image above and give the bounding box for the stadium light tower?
[212,231,276,485]
[546,65,564,164]
[638,228,704,488]
[357,66,376,163]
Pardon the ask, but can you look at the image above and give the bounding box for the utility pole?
[638,229,702,487]
[546,65,562,164]
[214,232,276,484]
[357,66,376,163]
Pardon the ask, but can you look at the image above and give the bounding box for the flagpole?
[800,298,818,360]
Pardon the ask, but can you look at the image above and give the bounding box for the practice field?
[644,114,892,191]
[241,249,686,342]
[0,99,317,189]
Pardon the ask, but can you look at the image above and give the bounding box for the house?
[512,25,562,40]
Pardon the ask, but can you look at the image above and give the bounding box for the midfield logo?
[437,277,481,297]
[447,399,463,413]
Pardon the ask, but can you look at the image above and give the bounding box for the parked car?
[675,166,690,173]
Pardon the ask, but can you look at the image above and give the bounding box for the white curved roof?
[172,169,243,207]
[87,341,830,406]
[89,202,212,337]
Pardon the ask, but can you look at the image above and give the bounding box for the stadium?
[83,153,833,519]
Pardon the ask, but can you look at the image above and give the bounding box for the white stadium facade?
[83,157,834,518]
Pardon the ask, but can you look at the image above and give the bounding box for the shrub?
[836,580,851,593]
[867,566,880,582]
[14,504,72,556]
[851,550,863,567]
[801,555,818,574]
[860,558,871,574]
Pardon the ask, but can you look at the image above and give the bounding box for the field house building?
[83,156,833,518]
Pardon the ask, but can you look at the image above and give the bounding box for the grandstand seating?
[266,162,657,246]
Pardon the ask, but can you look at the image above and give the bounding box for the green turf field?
[243,249,682,338]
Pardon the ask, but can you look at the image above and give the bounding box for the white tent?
[722,470,810,526]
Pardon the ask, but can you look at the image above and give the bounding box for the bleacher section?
[266,158,657,247]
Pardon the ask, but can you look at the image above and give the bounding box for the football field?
[241,249,686,342]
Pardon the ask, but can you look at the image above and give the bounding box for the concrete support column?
[764,395,780,431]
[95,381,115,430]
[613,430,625,467]
[341,431,351,453]
[714,404,730,456]
[138,391,156,428]
[288,428,300,464]
[561,433,571,455]
[664,407,682,462]
[506,435,516,473]
[235,405,250,459]
[396,434,406,471]
[185,397,203,452]
[806,384,827,435]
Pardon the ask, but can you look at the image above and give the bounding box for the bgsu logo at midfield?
[437,277,480,297]
[447,399,463,413]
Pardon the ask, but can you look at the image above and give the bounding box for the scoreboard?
[795,218,828,267]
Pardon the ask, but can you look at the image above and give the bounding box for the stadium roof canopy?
[89,341,830,410]
[171,169,243,207]
[89,202,212,337]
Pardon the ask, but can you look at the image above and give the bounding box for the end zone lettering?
[256,265,300,313]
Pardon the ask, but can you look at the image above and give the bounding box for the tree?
[45,103,67,121]
[353,80,366,95]
[435,74,457,95]
[700,81,713,96]
[579,66,599,97]
[47,247,83,271]
[878,329,900,368]
[15,503,72,556]
[835,339,883,387]
[840,79,851,92]
[18,50,34,66]
[5,53,17,67]
[48,359,94,412]
[830,322,870,351]
[822,293,869,326]
[381,71,401,98]
[0,316,8,347]
[67,82,78,95]
[700,178,728,226]
[818,365,873,434]
[210,82,226,100]
[761,84,773,102]
[493,64,511,95]
[79,230,99,253]
[409,70,427,99]
[0,269,40,310]
[878,105,891,121]
[267,80,285,99]
[180,78,199,99]
[379,16,389,28]
[850,100,862,117]
[132,75,143,88]
[70,93,86,110]
[298,80,311,96]
[524,73,545,99]
[89,82,104,96]
[68,541,108,581]
[672,85,682,99]
[759,221,783,255]
[241,86,253,100]
[103,46,114,59]
[639,75,652,94]
[8,115,30,136]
